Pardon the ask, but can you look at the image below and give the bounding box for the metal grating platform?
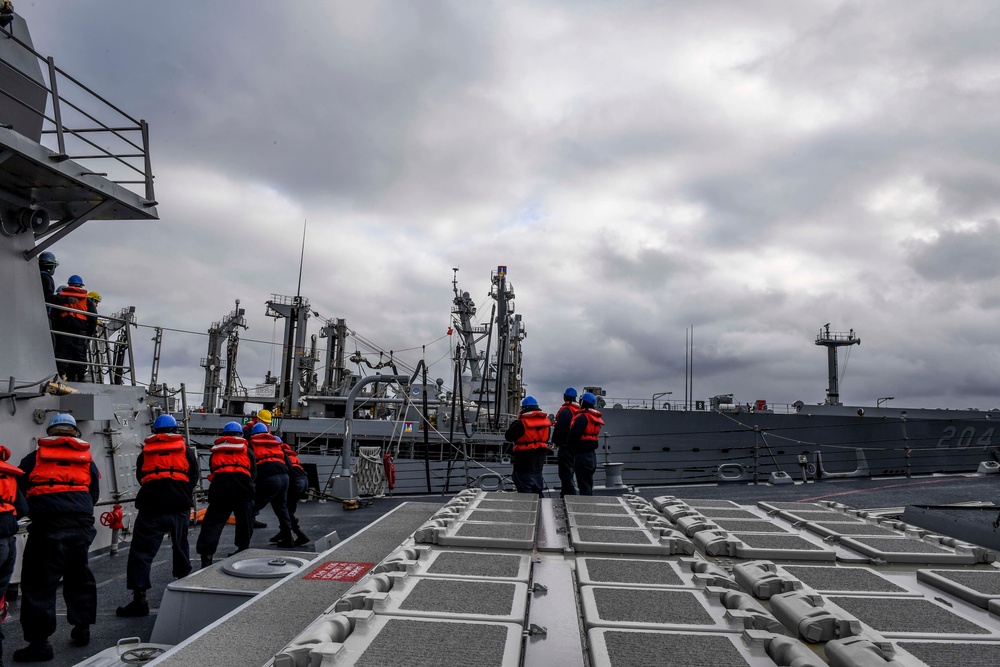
[569,526,693,556]
[568,514,645,528]
[775,510,866,523]
[463,509,538,524]
[471,499,539,512]
[588,628,780,667]
[374,546,533,582]
[804,521,905,538]
[576,557,687,588]
[697,508,767,519]
[710,519,792,533]
[778,565,913,595]
[896,639,1000,666]
[827,595,999,639]
[917,569,1000,609]
[839,536,978,564]
[728,533,837,561]
[274,611,523,667]
[361,576,528,623]
[580,585,740,632]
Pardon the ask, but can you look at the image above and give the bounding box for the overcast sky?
[18,1,1000,412]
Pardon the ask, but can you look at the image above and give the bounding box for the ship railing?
[0,23,155,201]
[49,302,136,385]
[601,396,801,414]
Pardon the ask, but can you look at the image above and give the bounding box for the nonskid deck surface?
[2,496,438,667]
[260,480,1000,667]
[5,474,996,666]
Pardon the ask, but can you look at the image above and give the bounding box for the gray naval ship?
[0,10,157,562]
[3,8,1000,667]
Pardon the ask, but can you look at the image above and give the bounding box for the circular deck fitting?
[222,556,307,579]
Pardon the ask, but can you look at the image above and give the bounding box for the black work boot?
[252,519,267,529]
[200,554,213,568]
[116,590,149,617]
[274,530,294,548]
[12,641,53,662]
[268,532,281,543]
[293,528,311,546]
[70,625,90,647]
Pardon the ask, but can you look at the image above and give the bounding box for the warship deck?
[4,473,998,666]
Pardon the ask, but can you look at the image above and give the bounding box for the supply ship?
[2,9,1000,667]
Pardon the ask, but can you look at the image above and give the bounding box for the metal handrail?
[0,23,154,202]
[49,302,136,385]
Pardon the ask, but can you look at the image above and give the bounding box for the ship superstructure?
[0,14,159,553]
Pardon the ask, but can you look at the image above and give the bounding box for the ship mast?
[815,324,860,405]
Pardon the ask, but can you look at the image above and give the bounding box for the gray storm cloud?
[20,0,1000,412]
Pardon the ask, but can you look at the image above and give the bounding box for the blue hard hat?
[251,422,269,435]
[153,414,178,431]
[564,387,578,399]
[274,436,283,443]
[48,412,77,429]
[222,421,243,435]
[39,251,58,267]
[521,395,539,408]
[581,392,597,407]
[68,274,84,286]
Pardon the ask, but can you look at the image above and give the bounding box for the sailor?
[243,409,273,532]
[241,409,262,441]
[14,413,100,662]
[249,422,294,547]
[116,414,199,617]
[274,437,310,546]
[37,251,60,317]
[567,392,605,496]
[551,387,581,497]
[51,274,97,382]
[0,445,27,666]
[196,421,256,567]
[504,396,551,496]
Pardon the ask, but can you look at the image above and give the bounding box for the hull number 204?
[936,426,994,449]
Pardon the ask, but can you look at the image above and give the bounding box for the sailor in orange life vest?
[196,422,256,568]
[273,437,310,546]
[246,408,271,528]
[503,396,551,496]
[249,422,294,547]
[551,387,581,497]
[115,414,199,618]
[13,413,101,662]
[0,444,28,664]
[567,392,605,496]
[50,274,97,382]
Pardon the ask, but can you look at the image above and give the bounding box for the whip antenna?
[296,218,307,299]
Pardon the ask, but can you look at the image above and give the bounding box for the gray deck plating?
[149,502,441,667]
[136,481,1000,667]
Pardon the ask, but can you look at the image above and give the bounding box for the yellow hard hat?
[258,409,272,424]
[87,291,101,303]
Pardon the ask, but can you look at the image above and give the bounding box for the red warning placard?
[303,560,375,582]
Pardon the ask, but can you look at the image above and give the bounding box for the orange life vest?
[251,433,286,466]
[280,443,304,472]
[0,460,23,514]
[208,436,251,481]
[513,410,551,453]
[58,285,90,321]
[140,433,190,483]
[577,408,605,443]
[556,401,581,423]
[27,436,93,497]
